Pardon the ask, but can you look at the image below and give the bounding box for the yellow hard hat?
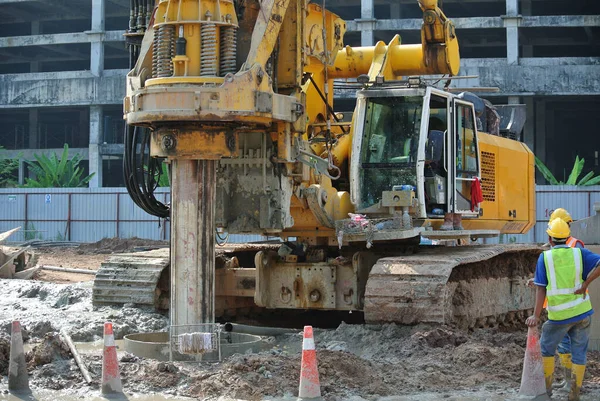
[546,218,570,239]
[550,208,573,224]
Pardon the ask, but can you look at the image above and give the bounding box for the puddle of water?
[0,387,195,401]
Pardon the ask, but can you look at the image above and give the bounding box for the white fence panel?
[0,186,596,244]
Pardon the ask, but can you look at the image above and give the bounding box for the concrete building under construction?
[0,0,599,186]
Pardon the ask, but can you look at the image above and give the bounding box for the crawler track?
[363,244,542,328]
[93,243,542,328]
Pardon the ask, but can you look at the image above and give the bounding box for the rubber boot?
[453,213,464,230]
[543,356,555,397]
[440,213,453,231]
[568,364,585,401]
[556,353,572,392]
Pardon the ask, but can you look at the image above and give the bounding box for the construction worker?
[548,207,585,391]
[526,218,600,400]
[550,208,585,248]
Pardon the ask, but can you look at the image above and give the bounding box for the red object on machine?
[471,177,484,211]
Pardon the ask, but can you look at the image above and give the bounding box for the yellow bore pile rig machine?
[93,0,540,330]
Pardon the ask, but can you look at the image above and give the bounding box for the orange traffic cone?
[518,326,550,400]
[8,321,29,392]
[298,325,322,401]
[101,322,123,394]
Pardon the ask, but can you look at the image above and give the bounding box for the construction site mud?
[0,244,599,400]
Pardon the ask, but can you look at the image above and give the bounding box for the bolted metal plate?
[381,190,413,207]
[255,91,273,113]
[255,251,358,310]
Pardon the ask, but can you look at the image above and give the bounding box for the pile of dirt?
[71,324,533,400]
[69,306,168,342]
[4,277,600,400]
[183,351,393,400]
[27,333,71,368]
[77,237,168,254]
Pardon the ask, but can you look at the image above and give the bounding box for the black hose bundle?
[123,0,169,219]
[123,125,170,218]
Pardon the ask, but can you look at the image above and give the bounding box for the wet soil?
[1,243,599,400]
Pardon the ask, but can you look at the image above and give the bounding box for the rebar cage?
[169,323,222,362]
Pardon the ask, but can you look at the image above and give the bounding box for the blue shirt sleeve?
[534,253,548,287]
[575,241,584,249]
[581,249,600,280]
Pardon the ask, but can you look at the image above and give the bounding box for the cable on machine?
[123,0,169,219]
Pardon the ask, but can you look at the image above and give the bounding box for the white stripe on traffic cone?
[298,325,322,400]
[101,322,123,394]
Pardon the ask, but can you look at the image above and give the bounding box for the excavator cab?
[350,84,481,225]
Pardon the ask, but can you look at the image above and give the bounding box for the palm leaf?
[577,171,595,186]
[583,175,600,186]
[56,144,69,178]
[80,172,95,186]
[534,156,559,185]
[20,144,94,188]
[565,156,584,185]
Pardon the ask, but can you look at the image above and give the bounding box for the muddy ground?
[0,240,599,400]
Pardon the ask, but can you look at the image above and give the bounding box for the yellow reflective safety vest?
[543,247,592,321]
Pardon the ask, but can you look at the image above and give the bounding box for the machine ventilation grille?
[480,151,496,202]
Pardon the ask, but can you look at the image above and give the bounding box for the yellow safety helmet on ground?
[546,218,570,239]
[550,208,573,224]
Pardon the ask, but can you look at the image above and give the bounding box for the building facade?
[0,0,599,187]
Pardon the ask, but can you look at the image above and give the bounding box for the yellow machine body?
[112,0,540,326]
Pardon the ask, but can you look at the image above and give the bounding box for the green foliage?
[0,146,20,188]
[158,162,170,187]
[24,223,42,241]
[144,161,170,187]
[22,144,95,188]
[535,156,600,186]
[54,230,66,241]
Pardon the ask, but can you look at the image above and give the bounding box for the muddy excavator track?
[363,244,542,328]
[93,242,542,328]
[92,242,281,311]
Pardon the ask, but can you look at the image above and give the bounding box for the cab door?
[450,99,480,215]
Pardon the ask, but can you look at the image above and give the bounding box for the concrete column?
[520,0,533,58]
[89,106,103,187]
[170,160,216,327]
[390,3,401,20]
[360,0,375,46]
[30,21,40,72]
[504,0,520,65]
[18,161,24,186]
[521,0,532,15]
[506,0,518,15]
[28,109,38,148]
[90,0,105,76]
